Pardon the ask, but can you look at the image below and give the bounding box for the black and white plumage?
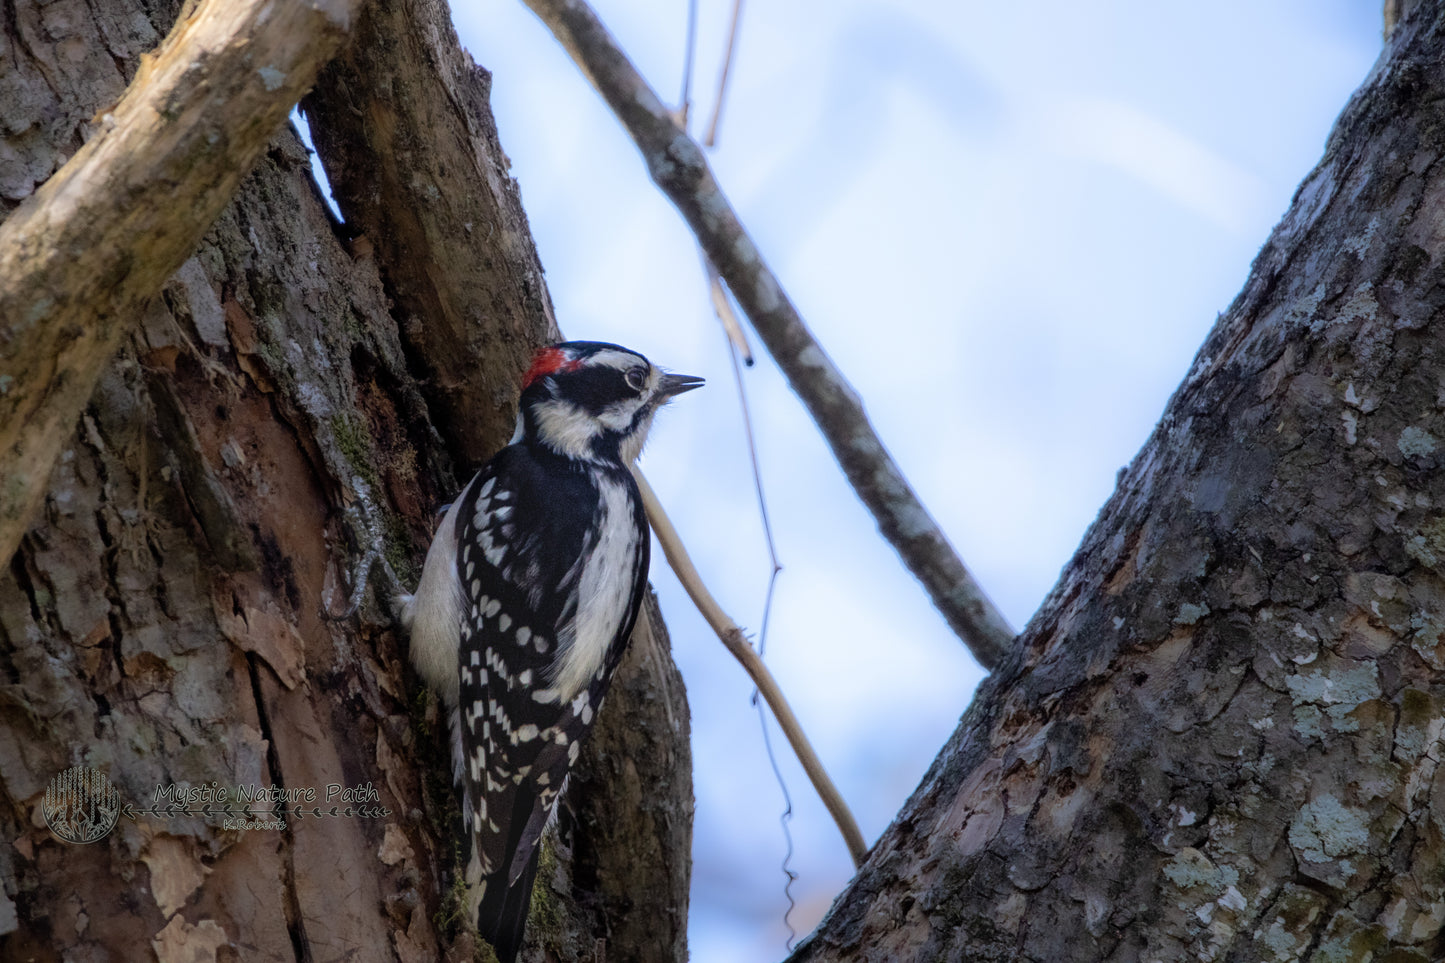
[399,341,702,961]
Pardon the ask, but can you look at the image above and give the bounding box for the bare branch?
[634,469,869,869]
[522,0,1015,669]
[0,0,359,566]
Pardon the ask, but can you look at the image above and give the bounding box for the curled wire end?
[758,701,799,951]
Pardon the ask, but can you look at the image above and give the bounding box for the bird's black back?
[453,440,649,960]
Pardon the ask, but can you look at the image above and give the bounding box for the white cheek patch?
[533,398,603,460]
[597,399,643,433]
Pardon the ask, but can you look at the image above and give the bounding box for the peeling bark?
[792,8,1445,963]
[0,0,691,960]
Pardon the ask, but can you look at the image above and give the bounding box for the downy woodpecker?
[399,341,702,960]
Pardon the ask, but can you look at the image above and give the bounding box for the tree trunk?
[0,0,690,960]
[791,8,1445,963]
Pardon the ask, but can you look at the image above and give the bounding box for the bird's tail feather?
[471,788,547,963]
[477,844,541,963]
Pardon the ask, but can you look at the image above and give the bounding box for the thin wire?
[726,322,782,651]
[723,321,795,945]
[701,14,797,946]
[756,692,799,949]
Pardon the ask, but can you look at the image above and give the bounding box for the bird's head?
[516,341,704,464]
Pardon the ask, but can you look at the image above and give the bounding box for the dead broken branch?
[0,0,359,564]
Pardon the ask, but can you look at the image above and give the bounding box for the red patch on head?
[522,347,581,388]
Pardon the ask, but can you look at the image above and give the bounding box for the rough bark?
[304,0,694,953]
[1386,0,1428,37]
[0,0,360,566]
[791,8,1445,963]
[301,0,559,466]
[0,0,691,960]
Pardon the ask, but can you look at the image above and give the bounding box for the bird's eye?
[625,366,648,391]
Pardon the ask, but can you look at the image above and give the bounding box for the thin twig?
[704,0,745,148]
[521,0,1015,669]
[633,469,869,869]
[705,256,754,365]
[677,0,698,126]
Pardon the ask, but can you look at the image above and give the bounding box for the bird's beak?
[657,373,705,398]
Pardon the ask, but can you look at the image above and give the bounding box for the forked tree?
[2,1,1442,962]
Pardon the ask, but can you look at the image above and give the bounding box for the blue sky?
[431,2,1381,959]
